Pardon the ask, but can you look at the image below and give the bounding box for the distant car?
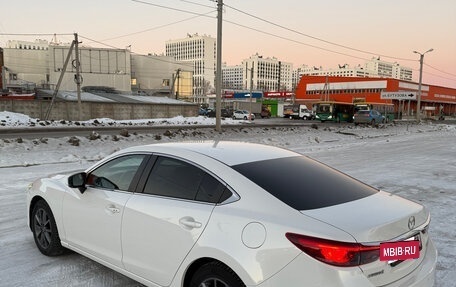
[206,108,232,118]
[198,108,207,116]
[354,110,385,126]
[260,109,271,118]
[27,142,437,287]
[232,110,255,120]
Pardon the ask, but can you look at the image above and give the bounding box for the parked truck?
[283,104,315,120]
[232,101,262,115]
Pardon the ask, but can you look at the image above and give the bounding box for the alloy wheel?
[34,207,52,249]
[199,278,229,287]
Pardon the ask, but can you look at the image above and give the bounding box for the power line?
[1,3,454,84]
[223,19,367,61]
[79,35,196,70]
[224,3,416,62]
[96,12,215,43]
[425,63,456,78]
[128,0,455,82]
[0,33,73,36]
[131,0,215,16]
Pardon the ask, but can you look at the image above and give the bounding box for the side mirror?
[68,172,87,193]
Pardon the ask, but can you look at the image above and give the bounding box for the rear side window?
[232,156,378,210]
[143,156,231,204]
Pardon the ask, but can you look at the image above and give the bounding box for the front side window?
[87,154,147,191]
[143,157,230,203]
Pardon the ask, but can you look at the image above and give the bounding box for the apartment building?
[294,58,412,84]
[221,63,244,90]
[241,53,292,92]
[165,34,216,102]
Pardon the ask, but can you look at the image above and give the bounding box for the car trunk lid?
[301,191,430,286]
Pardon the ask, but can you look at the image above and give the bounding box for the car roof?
[119,141,299,166]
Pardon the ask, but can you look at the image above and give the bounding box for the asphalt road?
[0,117,320,139]
[1,117,453,140]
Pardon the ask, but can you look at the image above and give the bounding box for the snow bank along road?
[0,122,455,287]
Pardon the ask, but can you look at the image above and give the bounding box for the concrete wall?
[0,100,198,121]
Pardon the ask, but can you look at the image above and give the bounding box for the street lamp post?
[413,48,433,121]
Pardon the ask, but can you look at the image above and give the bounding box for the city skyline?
[1,0,455,88]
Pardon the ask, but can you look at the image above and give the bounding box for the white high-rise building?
[221,63,244,90]
[364,57,412,81]
[295,64,371,79]
[165,34,216,101]
[242,54,292,92]
[294,58,412,82]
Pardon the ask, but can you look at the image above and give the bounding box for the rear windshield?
[357,110,370,115]
[232,156,378,210]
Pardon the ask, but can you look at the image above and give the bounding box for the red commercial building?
[295,76,456,119]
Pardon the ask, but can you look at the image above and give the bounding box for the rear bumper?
[254,238,437,287]
[383,238,437,287]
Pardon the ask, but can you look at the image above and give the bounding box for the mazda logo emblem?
[408,216,416,230]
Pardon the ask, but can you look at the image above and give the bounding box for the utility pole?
[413,48,433,122]
[249,64,253,121]
[215,0,223,131]
[74,33,83,121]
[45,41,75,120]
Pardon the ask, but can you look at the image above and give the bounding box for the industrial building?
[295,75,456,119]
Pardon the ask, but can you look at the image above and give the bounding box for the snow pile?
[0,111,242,128]
[0,111,38,126]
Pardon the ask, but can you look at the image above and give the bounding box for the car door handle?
[106,206,120,214]
[179,217,202,229]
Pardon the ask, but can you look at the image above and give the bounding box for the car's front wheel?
[189,262,245,287]
[31,200,65,256]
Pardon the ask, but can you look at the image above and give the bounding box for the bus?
[314,102,354,123]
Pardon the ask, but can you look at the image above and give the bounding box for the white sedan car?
[27,142,437,287]
[232,110,255,120]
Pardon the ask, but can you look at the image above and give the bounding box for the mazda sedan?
[27,141,437,287]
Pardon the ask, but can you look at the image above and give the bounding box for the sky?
[1,0,455,88]
[0,111,455,286]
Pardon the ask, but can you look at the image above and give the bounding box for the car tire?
[31,200,65,256]
[189,261,245,287]
[243,116,247,120]
[302,116,308,120]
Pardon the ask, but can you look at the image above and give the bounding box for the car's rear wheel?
[31,200,65,256]
[189,261,245,287]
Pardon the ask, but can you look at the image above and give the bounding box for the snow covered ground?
[0,111,455,287]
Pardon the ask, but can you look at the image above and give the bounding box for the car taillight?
[286,233,379,267]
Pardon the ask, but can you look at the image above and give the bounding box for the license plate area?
[380,237,420,264]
